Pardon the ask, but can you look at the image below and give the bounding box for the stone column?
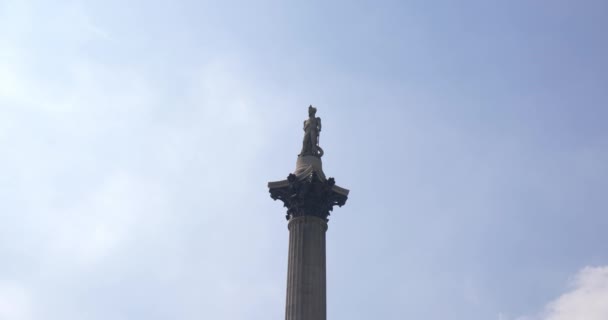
[285,216,327,320]
[268,109,349,320]
[269,162,348,320]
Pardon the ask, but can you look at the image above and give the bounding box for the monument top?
[268,105,349,221]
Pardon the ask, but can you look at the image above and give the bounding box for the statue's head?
[308,105,317,117]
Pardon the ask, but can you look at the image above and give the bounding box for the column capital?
[268,171,349,222]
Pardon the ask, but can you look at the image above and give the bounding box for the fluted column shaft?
[285,216,327,320]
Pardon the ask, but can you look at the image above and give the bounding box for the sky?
[1,0,608,319]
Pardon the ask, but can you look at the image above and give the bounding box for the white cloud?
[515,266,608,320]
[543,266,608,320]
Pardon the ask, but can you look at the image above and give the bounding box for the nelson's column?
[268,106,349,320]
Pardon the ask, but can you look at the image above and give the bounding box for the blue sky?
[1,0,608,319]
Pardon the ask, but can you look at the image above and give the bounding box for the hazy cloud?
[0,282,32,320]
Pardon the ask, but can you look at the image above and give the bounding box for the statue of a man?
[299,105,323,157]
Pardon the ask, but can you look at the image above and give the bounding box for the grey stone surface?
[285,216,327,320]
[294,155,326,181]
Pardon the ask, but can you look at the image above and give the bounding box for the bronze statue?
[299,105,323,157]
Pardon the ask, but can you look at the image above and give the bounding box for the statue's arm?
[318,118,322,132]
